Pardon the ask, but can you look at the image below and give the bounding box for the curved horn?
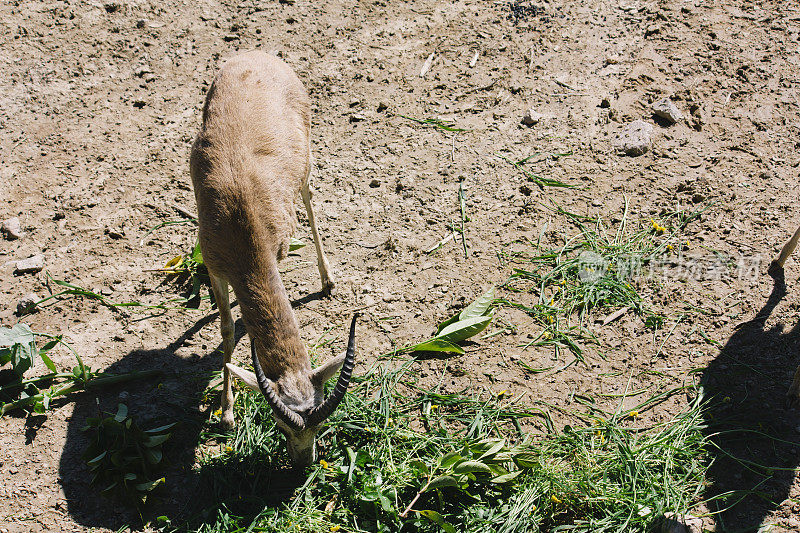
[251,341,305,431]
[306,314,358,427]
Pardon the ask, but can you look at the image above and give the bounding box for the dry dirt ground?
[2,0,800,531]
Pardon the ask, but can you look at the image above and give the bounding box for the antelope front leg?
[788,365,800,409]
[210,273,236,429]
[301,177,335,295]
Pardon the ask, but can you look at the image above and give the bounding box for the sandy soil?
[2,0,800,531]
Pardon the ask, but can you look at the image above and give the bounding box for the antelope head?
[226,315,357,466]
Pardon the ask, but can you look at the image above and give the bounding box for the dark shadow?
[651,113,676,128]
[24,414,47,445]
[56,305,302,530]
[701,264,800,531]
[291,289,327,308]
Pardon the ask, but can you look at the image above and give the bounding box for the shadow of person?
[57,309,304,530]
[701,265,800,531]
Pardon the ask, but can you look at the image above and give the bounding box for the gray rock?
[16,293,39,315]
[14,254,44,275]
[652,98,683,124]
[613,120,653,156]
[1,217,24,240]
[521,108,543,126]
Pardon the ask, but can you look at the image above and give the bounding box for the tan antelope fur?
[190,50,356,465]
[773,226,800,407]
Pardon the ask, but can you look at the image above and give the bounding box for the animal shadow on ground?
[701,266,800,531]
[57,307,305,530]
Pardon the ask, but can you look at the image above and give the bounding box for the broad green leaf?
[490,470,523,484]
[144,434,171,448]
[0,323,35,348]
[439,451,462,468]
[408,339,464,355]
[190,240,203,264]
[458,287,495,321]
[452,460,493,475]
[0,324,37,376]
[427,475,459,490]
[417,510,456,533]
[38,350,57,373]
[87,451,108,465]
[114,403,128,422]
[477,439,506,461]
[513,452,538,469]
[436,288,495,334]
[144,423,178,434]
[409,459,428,475]
[436,315,492,344]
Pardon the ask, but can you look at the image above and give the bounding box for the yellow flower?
[559,279,566,286]
[430,404,439,411]
[551,495,561,504]
[685,240,690,248]
[320,459,329,470]
[331,526,341,532]
[225,445,233,452]
[667,244,674,251]
[531,505,537,513]
[213,409,222,417]
[497,390,508,399]
[628,410,639,418]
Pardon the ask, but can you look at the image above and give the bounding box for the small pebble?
[613,120,653,156]
[652,98,683,124]
[1,217,24,240]
[16,293,39,315]
[15,254,45,275]
[521,108,543,126]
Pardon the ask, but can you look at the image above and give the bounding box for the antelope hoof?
[322,278,335,297]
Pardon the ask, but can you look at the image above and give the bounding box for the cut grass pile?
[176,358,708,533]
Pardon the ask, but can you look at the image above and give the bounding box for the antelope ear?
[226,363,260,392]
[310,353,345,385]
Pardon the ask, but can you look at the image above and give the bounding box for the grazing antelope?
[773,227,800,407]
[189,51,356,465]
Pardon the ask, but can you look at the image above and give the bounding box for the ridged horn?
[251,341,305,431]
[306,314,358,427]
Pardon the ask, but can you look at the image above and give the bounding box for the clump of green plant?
[82,403,176,506]
[499,201,704,360]
[0,324,158,415]
[180,355,708,533]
